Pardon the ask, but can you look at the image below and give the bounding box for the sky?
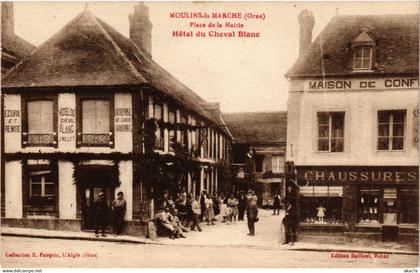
[13,1,419,113]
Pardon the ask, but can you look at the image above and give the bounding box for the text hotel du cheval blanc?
[169,11,264,38]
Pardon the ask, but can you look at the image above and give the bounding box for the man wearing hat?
[94,192,109,237]
[112,191,126,236]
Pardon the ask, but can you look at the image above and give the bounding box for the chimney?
[298,9,315,57]
[129,3,152,59]
[1,2,14,37]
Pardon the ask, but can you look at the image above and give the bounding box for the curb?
[2,232,418,255]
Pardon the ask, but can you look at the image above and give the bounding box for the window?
[180,115,188,148]
[168,110,176,152]
[254,154,264,172]
[81,99,111,145]
[154,104,164,150]
[400,188,419,224]
[24,165,58,217]
[317,112,344,152]
[200,126,208,157]
[358,187,380,224]
[353,46,373,70]
[272,155,284,173]
[299,186,343,224]
[30,170,55,198]
[378,110,405,151]
[26,100,55,146]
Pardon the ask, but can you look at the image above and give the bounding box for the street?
[2,236,418,268]
[1,210,418,268]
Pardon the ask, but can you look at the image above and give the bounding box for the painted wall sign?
[4,109,21,132]
[296,166,418,184]
[115,108,132,132]
[304,77,419,92]
[58,107,75,142]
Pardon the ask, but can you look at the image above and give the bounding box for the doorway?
[82,186,115,230]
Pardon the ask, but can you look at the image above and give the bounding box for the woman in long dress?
[227,194,239,224]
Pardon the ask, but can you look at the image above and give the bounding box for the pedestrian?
[111,191,126,236]
[227,194,239,224]
[205,194,215,225]
[273,194,281,216]
[200,190,207,221]
[94,192,108,237]
[238,191,247,221]
[246,199,259,236]
[218,193,227,223]
[282,202,298,246]
[190,196,202,232]
[158,207,177,239]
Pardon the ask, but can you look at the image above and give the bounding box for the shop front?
[295,166,419,242]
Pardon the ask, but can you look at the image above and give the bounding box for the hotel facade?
[1,4,232,235]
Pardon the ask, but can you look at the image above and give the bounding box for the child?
[225,206,233,225]
[316,204,326,222]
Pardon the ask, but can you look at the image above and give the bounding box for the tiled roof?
[222,111,287,144]
[2,33,36,61]
[286,14,419,78]
[2,10,226,128]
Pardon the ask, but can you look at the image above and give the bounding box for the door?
[82,187,114,230]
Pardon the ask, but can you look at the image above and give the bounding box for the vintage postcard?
[1,1,419,270]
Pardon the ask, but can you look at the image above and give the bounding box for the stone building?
[1,4,232,235]
[285,10,418,242]
[223,112,287,206]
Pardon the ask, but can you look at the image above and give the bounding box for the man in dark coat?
[273,194,281,215]
[246,199,258,236]
[238,192,247,221]
[200,190,207,222]
[282,202,298,246]
[112,191,126,236]
[94,192,108,237]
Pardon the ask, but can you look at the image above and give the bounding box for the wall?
[287,77,419,166]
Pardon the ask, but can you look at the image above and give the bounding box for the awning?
[299,186,343,197]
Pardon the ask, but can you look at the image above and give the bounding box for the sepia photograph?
[1,0,419,270]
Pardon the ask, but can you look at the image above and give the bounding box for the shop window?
[353,46,373,70]
[254,154,264,173]
[299,186,343,224]
[377,110,406,151]
[358,187,380,224]
[80,99,112,146]
[317,112,345,152]
[400,188,419,224]
[154,104,164,150]
[272,155,284,173]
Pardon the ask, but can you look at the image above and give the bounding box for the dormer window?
[351,29,376,72]
[353,46,373,70]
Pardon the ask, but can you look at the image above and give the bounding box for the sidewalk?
[2,209,418,255]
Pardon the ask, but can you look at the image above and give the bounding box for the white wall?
[287,77,419,166]
[114,160,133,221]
[4,94,21,153]
[5,160,22,218]
[58,160,77,219]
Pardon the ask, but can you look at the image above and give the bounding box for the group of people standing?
[93,191,127,237]
[157,189,261,238]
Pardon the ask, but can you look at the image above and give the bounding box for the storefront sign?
[58,107,75,142]
[304,77,418,92]
[296,166,418,185]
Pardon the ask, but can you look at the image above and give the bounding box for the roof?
[2,33,36,61]
[286,13,419,78]
[2,10,227,129]
[222,111,287,144]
